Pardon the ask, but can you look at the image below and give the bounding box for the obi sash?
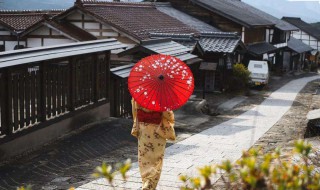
[137,109,162,124]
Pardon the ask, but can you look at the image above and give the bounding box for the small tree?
[228,63,251,92]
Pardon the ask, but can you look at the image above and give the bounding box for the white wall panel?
[44,38,74,46]
[0,31,11,35]
[84,22,100,29]
[27,38,42,48]
[310,40,317,47]
[102,32,119,37]
[5,41,18,51]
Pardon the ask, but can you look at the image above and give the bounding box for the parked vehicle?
[248,60,269,86]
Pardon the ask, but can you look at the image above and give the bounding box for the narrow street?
[75,75,320,190]
[0,74,319,190]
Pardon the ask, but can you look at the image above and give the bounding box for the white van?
[248,60,269,86]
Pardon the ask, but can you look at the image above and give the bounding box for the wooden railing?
[0,52,110,140]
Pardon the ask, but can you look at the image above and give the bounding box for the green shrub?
[228,63,251,92]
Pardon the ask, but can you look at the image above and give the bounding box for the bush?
[228,63,251,92]
[180,140,320,190]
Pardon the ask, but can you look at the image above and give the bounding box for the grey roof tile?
[287,37,313,53]
[191,0,274,27]
[247,42,277,55]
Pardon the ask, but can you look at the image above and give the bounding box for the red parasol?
[128,54,194,112]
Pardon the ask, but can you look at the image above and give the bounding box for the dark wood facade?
[0,39,125,144]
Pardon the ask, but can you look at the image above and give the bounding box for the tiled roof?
[198,32,242,53]
[282,17,320,40]
[0,10,63,32]
[247,42,277,55]
[149,33,197,48]
[150,32,243,53]
[74,0,197,40]
[287,37,313,53]
[118,38,199,63]
[155,2,220,33]
[190,0,274,28]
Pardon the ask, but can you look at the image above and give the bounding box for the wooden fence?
[0,52,110,140]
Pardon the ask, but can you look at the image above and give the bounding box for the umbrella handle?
[158,75,164,80]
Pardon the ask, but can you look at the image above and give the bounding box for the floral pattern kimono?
[131,99,176,190]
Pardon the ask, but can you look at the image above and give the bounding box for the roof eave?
[190,0,274,29]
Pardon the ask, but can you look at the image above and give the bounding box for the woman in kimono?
[131,98,176,190]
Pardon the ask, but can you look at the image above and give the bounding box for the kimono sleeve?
[156,111,176,141]
[131,99,139,138]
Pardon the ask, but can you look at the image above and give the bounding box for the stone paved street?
[76,75,320,190]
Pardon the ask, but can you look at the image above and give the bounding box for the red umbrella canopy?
[128,54,194,112]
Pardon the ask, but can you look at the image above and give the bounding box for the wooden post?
[110,77,115,117]
[93,53,99,103]
[39,62,47,122]
[68,57,75,111]
[105,51,111,101]
[1,68,13,135]
[202,70,206,99]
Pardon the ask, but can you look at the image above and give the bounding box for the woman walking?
[131,98,175,190]
[128,54,194,189]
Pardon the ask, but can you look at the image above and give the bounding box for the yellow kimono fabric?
[131,99,176,190]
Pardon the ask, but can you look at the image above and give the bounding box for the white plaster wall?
[27,38,42,48]
[102,32,118,37]
[5,41,18,51]
[84,22,100,29]
[0,31,11,35]
[310,40,317,47]
[301,34,310,40]
[44,38,74,46]
[30,26,50,35]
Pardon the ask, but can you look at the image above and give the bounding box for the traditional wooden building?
[149,32,245,92]
[282,17,320,65]
[158,0,300,73]
[54,0,198,64]
[0,10,63,51]
[158,0,274,44]
[283,17,320,51]
[286,37,313,71]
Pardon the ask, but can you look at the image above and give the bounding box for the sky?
[242,0,320,23]
[1,0,319,23]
